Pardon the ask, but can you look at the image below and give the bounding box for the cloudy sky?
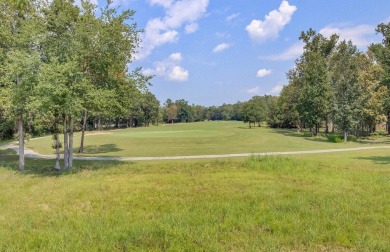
[92,0,390,106]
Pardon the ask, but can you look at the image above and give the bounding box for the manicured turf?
[24,121,390,157]
[0,150,389,251]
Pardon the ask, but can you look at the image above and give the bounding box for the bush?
[347,135,358,142]
[327,135,343,143]
[326,134,358,143]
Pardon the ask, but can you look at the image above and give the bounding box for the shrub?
[327,135,343,143]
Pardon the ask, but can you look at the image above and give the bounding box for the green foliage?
[327,134,344,143]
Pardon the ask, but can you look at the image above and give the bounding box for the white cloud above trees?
[136,0,209,60]
[246,0,297,42]
[256,68,272,77]
[247,86,260,94]
[319,24,378,48]
[270,85,284,95]
[260,42,303,61]
[143,52,189,82]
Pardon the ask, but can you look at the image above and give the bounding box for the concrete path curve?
[1,142,389,161]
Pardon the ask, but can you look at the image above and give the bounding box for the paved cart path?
[1,142,389,161]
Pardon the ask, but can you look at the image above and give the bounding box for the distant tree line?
[159,96,278,128]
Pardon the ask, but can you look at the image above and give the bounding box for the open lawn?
[0,150,389,251]
[24,121,390,157]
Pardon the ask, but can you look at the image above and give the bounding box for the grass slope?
[0,150,389,251]
[25,121,390,157]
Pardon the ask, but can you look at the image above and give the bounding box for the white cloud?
[270,85,284,95]
[213,43,231,53]
[169,66,189,81]
[185,23,199,34]
[246,0,297,42]
[257,68,272,78]
[148,0,173,8]
[320,24,379,48]
[260,42,303,61]
[226,13,240,22]
[136,0,209,60]
[247,87,260,94]
[143,52,189,82]
[168,52,182,61]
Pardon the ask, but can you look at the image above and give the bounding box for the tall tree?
[0,0,41,170]
[330,41,361,142]
[295,29,338,135]
[370,22,390,134]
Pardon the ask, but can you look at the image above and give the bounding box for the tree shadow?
[355,156,390,166]
[0,154,133,177]
[271,128,308,138]
[358,138,390,145]
[81,144,123,154]
[237,126,255,130]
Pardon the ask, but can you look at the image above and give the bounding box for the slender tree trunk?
[325,119,329,134]
[54,132,61,170]
[79,110,87,153]
[344,130,348,142]
[387,111,390,135]
[18,114,25,171]
[63,115,69,169]
[68,115,74,169]
[331,121,335,133]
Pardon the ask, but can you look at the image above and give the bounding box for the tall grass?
[0,152,389,251]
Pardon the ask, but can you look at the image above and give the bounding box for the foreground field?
[0,150,389,251]
[24,121,390,157]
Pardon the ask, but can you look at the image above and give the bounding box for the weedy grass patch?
[0,150,389,251]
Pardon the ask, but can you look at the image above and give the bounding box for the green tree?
[330,41,361,142]
[370,22,390,134]
[295,29,338,135]
[0,0,41,170]
[241,97,267,128]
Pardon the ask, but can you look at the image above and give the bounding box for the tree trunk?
[79,110,87,153]
[387,111,390,135]
[331,121,335,133]
[54,132,61,170]
[325,120,329,134]
[344,130,348,142]
[18,114,25,171]
[68,115,74,169]
[63,115,69,169]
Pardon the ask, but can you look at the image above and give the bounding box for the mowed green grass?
[25,121,390,157]
[0,150,389,251]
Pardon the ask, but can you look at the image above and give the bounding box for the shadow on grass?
[81,144,123,154]
[272,128,390,144]
[0,154,130,177]
[355,156,390,165]
[0,148,16,155]
[271,128,306,138]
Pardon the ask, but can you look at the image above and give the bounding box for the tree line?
[273,25,390,141]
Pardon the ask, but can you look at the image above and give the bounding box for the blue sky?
[86,0,390,106]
